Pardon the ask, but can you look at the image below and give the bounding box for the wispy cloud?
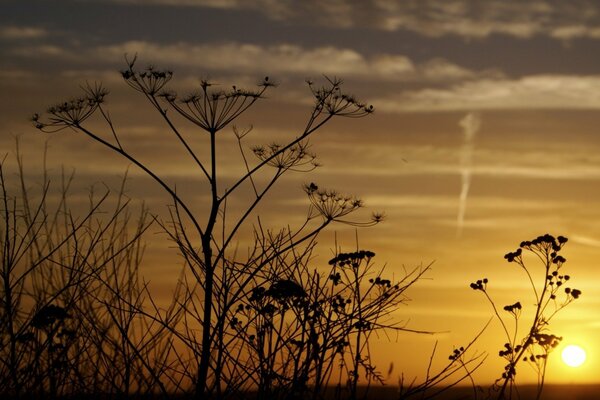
[364,194,573,211]
[374,0,549,38]
[551,25,600,40]
[318,143,600,181]
[323,162,600,180]
[105,0,600,40]
[9,39,492,84]
[570,235,600,248]
[0,68,37,79]
[11,44,69,58]
[99,41,370,76]
[456,113,481,238]
[97,41,486,82]
[374,75,600,112]
[0,25,48,39]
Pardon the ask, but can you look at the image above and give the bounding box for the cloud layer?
[108,0,600,40]
[10,38,600,112]
[373,75,600,111]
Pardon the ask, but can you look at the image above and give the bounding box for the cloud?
[99,41,370,76]
[0,26,48,39]
[104,0,297,20]
[456,112,481,237]
[374,0,548,38]
[365,194,572,212]
[569,235,600,248]
[105,0,600,40]
[419,59,480,81]
[0,68,37,80]
[551,25,600,40]
[318,142,600,182]
[6,39,482,83]
[93,41,491,84]
[11,45,69,58]
[373,75,600,112]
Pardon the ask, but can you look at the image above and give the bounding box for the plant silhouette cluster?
[226,248,432,400]
[0,58,581,400]
[0,151,165,398]
[470,234,581,400]
[25,58,481,399]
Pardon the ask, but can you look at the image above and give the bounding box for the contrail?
[456,112,481,238]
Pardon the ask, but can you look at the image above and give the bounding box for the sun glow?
[561,345,587,368]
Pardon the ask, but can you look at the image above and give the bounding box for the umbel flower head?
[252,141,319,171]
[160,76,273,132]
[31,304,70,329]
[266,279,307,301]
[328,250,375,268]
[469,278,488,291]
[304,182,362,221]
[32,82,108,132]
[304,182,382,226]
[121,55,173,95]
[503,301,522,314]
[307,76,374,117]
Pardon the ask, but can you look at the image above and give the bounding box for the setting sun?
[562,345,587,368]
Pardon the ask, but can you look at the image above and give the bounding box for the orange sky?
[2,0,600,387]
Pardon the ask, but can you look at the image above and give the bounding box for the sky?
[2,0,600,387]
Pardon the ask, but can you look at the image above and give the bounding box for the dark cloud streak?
[3,0,600,78]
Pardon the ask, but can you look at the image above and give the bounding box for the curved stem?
[75,124,204,239]
[221,113,334,203]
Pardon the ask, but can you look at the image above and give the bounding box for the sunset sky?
[2,0,600,386]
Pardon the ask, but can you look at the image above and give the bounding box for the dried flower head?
[469,278,488,291]
[307,76,374,117]
[31,304,70,329]
[304,183,363,222]
[252,141,318,171]
[503,301,522,314]
[121,56,173,95]
[160,78,269,132]
[34,83,108,132]
[328,250,375,268]
[266,279,307,301]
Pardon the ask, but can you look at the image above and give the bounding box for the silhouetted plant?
[34,56,381,398]
[0,148,164,398]
[32,58,491,400]
[395,322,488,400]
[222,243,430,400]
[470,234,581,400]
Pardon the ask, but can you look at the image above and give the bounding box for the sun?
[561,344,587,367]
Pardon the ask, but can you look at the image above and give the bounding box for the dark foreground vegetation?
[1,58,582,399]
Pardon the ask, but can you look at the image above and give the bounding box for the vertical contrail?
[456,112,481,238]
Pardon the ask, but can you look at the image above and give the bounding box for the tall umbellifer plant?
[470,234,581,400]
[33,56,380,397]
